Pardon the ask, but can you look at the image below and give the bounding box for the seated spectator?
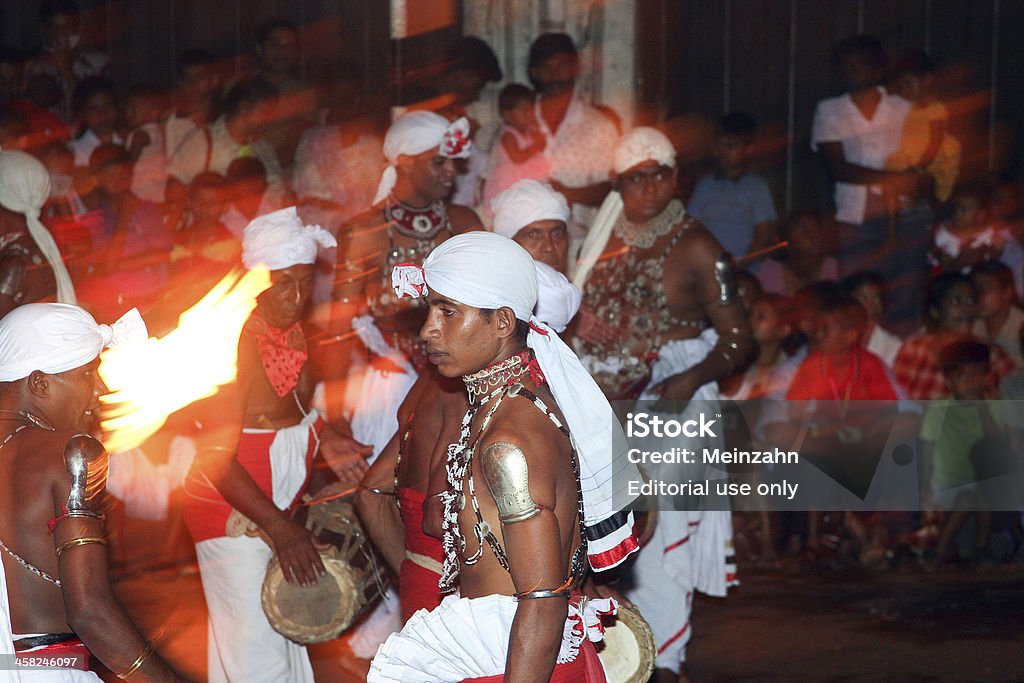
[970,261,1024,366]
[894,272,1016,400]
[759,211,839,296]
[930,182,1006,273]
[921,339,1002,565]
[79,143,171,317]
[124,83,169,204]
[4,73,72,148]
[723,294,798,400]
[787,296,897,402]
[482,83,550,211]
[37,140,96,280]
[23,0,110,121]
[990,177,1024,298]
[842,270,902,367]
[67,75,122,167]
[174,171,238,271]
[688,112,777,261]
[165,49,222,159]
[166,75,283,202]
[221,156,278,238]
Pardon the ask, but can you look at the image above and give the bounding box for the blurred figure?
[38,140,96,281]
[758,212,839,297]
[165,49,222,159]
[4,72,72,149]
[970,261,1024,366]
[222,156,278,239]
[930,182,1006,273]
[481,83,550,211]
[723,293,797,400]
[688,112,778,262]
[79,143,171,317]
[67,76,121,167]
[167,76,283,202]
[24,0,110,121]
[251,19,315,170]
[893,272,1015,400]
[886,51,960,204]
[842,270,902,368]
[529,33,618,262]
[124,83,168,204]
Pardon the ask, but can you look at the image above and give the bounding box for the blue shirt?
[687,172,777,257]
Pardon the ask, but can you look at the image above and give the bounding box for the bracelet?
[55,536,107,558]
[514,588,571,601]
[360,484,397,496]
[117,640,154,679]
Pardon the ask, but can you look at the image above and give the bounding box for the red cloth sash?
[397,487,444,622]
[460,639,607,682]
[183,419,321,543]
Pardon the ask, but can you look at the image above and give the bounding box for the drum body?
[261,486,389,643]
[597,603,656,683]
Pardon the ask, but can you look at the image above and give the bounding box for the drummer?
[182,207,372,683]
[369,232,641,682]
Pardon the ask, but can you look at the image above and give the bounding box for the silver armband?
[480,441,541,525]
[713,252,737,306]
[0,255,27,301]
[63,434,109,520]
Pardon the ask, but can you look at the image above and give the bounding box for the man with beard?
[573,126,753,683]
[0,303,180,681]
[368,232,639,682]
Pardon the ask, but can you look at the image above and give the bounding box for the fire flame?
[98,267,270,452]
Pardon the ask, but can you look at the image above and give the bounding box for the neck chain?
[613,199,685,249]
[385,194,449,244]
[462,351,531,404]
[0,409,56,431]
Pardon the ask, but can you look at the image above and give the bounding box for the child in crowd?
[894,272,1016,400]
[842,270,902,367]
[482,83,549,211]
[124,83,168,203]
[38,140,97,281]
[970,261,1024,366]
[172,172,239,281]
[759,212,839,297]
[930,182,1006,273]
[68,76,122,167]
[724,294,798,400]
[920,340,1001,565]
[885,51,960,204]
[688,112,777,261]
[221,156,275,238]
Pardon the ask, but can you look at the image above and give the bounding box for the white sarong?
[194,414,319,683]
[368,594,615,682]
[626,333,738,672]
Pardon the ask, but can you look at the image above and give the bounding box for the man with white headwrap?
[0,149,76,318]
[182,207,370,683]
[572,127,753,682]
[491,179,572,275]
[368,232,639,682]
[0,303,181,681]
[330,111,483,460]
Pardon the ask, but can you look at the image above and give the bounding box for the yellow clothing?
[886,101,960,202]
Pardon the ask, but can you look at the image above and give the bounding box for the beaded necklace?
[612,199,685,249]
[385,194,449,247]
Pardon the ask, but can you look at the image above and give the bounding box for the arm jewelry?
[514,588,571,601]
[713,252,737,306]
[360,484,397,496]
[116,640,155,679]
[63,435,109,521]
[55,536,108,558]
[480,442,542,525]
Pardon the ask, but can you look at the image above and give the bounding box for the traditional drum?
[260,483,389,643]
[597,603,656,683]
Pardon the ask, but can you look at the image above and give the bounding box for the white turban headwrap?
[534,261,580,333]
[491,180,570,239]
[392,232,639,571]
[574,127,681,289]
[373,112,473,206]
[242,206,337,271]
[0,150,76,304]
[0,303,146,381]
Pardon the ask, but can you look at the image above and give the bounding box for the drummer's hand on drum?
[320,427,373,485]
[581,574,631,607]
[267,517,327,586]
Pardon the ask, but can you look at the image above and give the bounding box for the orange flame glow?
[98,267,271,452]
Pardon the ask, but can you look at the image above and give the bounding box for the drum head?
[598,603,656,683]
[261,555,364,644]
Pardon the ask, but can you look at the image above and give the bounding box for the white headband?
[373,112,472,205]
[491,180,570,239]
[612,126,676,175]
[0,304,146,381]
[241,206,337,271]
